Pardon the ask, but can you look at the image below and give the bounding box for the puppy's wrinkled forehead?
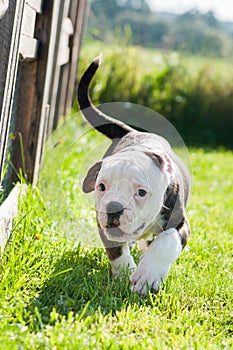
[97,150,160,185]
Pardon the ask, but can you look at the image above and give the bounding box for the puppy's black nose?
[106,201,124,217]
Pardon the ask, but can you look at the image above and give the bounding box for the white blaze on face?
[94,150,169,242]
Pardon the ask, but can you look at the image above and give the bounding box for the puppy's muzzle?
[106,201,124,228]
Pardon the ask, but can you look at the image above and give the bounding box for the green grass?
[0,112,232,349]
[77,41,233,148]
[79,40,233,76]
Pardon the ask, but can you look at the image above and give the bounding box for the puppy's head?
[83,150,175,243]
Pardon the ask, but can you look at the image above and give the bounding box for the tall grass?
[78,41,233,148]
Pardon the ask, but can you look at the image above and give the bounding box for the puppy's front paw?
[112,260,136,277]
[130,257,169,295]
[111,247,137,277]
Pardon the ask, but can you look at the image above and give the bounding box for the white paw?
[112,258,136,276]
[130,228,182,295]
[111,245,136,276]
[130,256,169,295]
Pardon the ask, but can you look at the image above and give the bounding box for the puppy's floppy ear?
[145,151,175,177]
[83,160,102,193]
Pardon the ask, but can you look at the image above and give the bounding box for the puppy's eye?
[137,189,147,197]
[98,183,106,192]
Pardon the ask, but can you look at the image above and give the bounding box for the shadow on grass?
[29,245,147,322]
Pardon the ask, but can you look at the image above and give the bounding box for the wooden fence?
[0,0,87,250]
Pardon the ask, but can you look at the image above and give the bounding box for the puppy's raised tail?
[77,55,133,140]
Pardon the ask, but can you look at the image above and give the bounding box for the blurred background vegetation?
[78,0,233,148]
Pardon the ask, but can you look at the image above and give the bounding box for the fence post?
[5,0,54,188]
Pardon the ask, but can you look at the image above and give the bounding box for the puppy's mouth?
[104,222,146,243]
[105,224,125,240]
[107,223,119,229]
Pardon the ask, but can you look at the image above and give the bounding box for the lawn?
[0,111,232,349]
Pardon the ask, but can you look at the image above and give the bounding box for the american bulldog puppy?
[77,56,191,295]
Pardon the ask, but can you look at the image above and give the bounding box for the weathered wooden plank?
[0,0,9,18]
[64,0,88,117]
[19,2,40,60]
[48,0,88,132]
[26,0,42,13]
[0,0,25,185]
[20,35,38,59]
[21,2,36,37]
[32,0,63,183]
[57,17,73,66]
[46,0,69,135]
[6,1,55,188]
[0,184,27,252]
